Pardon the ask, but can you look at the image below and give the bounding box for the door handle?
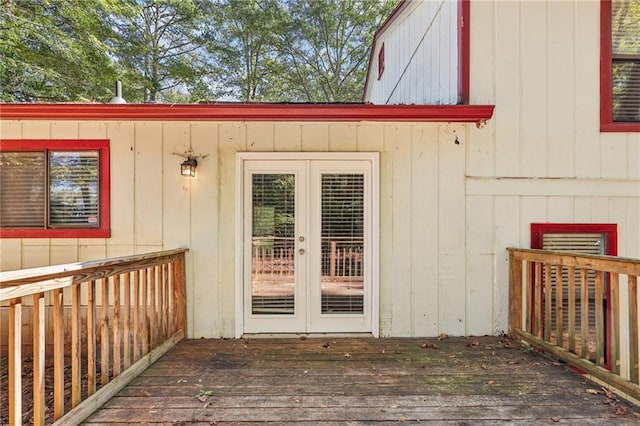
[299,248,305,255]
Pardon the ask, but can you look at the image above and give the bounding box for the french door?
[238,154,378,335]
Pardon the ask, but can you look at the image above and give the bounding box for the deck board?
[84,336,639,424]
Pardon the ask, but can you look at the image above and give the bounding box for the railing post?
[509,250,523,339]
[173,255,187,333]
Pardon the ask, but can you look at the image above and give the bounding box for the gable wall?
[365,0,459,105]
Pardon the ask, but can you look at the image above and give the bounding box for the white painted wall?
[466,0,640,338]
[364,0,459,105]
[0,119,476,338]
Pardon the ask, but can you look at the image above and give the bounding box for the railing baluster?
[555,264,563,347]
[595,270,605,367]
[534,262,542,337]
[163,263,169,340]
[158,264,165,342]
[53,288,64,420]
[101,277,110,386]
[113,274,121,377]
[122,272,131,370]
[141,268,149,355]
[567,266,576,353]
[544,263,552,342]
[133,270,141,361]
[610,272,620,374]
[87,279,97,396]
[71,283,82,407]
[32,292,45,426]
[580,268,589,360]
[629,275,638,384]
[149,266,157,349]
[524,260,532,334]
[123,272,131,369]
[8,298,22,426]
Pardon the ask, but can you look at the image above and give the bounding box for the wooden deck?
[84,336,639,425]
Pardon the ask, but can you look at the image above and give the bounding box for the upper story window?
[377,43,385,80]
[601,0,640,131]
[0,140,110,238]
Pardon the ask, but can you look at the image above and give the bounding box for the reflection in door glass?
[251,174,295,314]
[321,174,364,314]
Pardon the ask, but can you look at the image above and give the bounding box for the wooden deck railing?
[508,248,640,401]
[0,249,187,426]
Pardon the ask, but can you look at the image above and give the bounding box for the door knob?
[299,248,305,255]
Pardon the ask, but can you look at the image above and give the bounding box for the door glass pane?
[251,174,295,315]
[320,174,364,314]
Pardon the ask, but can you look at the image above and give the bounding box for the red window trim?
[377,43,385,80]
[458,0,470,104]
[530,223,618,255]
[0,139,111,239]
[600,0,640,132]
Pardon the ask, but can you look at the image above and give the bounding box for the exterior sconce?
[180,157,198,177]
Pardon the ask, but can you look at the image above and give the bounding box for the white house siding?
[1,119,479,338]
[364,0,459,105]
[466,0,640,362]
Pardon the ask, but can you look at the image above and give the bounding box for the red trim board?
[0,103,494,123]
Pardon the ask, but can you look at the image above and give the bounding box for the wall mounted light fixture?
[180,157,198,177]
[173,148,208,178]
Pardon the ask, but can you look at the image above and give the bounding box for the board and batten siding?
[0,119,476,338]
[466,0,640,342]
[364,0,459,105]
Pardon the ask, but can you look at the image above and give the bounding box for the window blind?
[612,0,640,122]
[0,152,46,228]
[321,174,365,314]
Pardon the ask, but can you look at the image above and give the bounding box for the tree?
[278,0,396,102]
[206,0,289,102]
[0,0,122,102]
[206,0,395,103]
[112,0,214,103]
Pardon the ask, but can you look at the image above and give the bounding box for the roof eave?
[0,103,495,124]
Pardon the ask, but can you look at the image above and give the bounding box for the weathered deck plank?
[84,337,639,424]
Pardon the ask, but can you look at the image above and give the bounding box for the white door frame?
[235,152,379,337]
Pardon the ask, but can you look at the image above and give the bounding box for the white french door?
[237,153,378,335]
